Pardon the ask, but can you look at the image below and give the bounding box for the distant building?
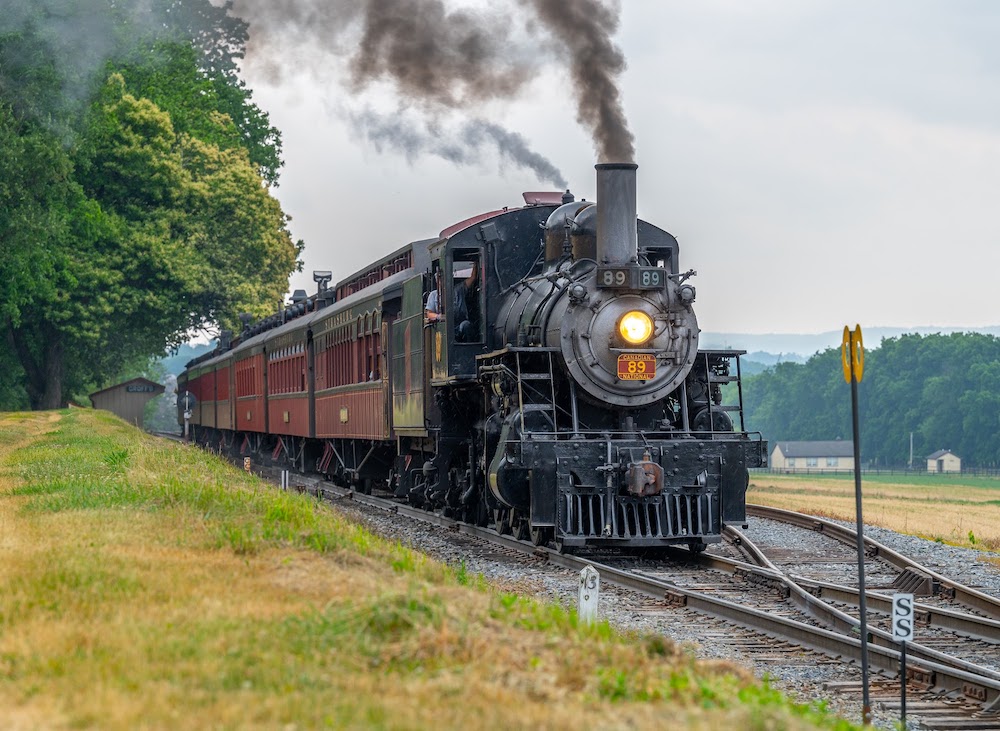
[89,377,165,428]
[770,440,855,472]
[926,449,961,474]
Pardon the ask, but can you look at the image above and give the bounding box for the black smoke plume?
[231,0,634,174]
[522,0,635,162]
[231,0,533,103]
[349,108,567,188]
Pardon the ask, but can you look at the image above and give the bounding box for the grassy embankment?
[0,409,861,730]
[749,471,1000,551]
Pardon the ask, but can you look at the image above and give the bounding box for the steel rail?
[747,503,1000,619]
[723,525,1000,684]
[690,537,1000,645]
[792,577,1000,645]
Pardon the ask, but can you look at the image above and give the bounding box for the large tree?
[742,332,1000,468]
[0,1,300,409]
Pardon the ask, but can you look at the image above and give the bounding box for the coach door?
[389,276,427,434]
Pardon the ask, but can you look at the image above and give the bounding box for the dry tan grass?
[749,474,1000,550]
[0,412,856,730]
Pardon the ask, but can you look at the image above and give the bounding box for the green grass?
[0,409,861,730]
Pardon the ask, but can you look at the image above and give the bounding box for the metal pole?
[901,640,907,727]
[850,356,872,726]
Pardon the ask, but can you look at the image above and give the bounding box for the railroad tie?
[892,566,934,596]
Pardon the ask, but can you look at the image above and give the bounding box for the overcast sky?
[236,0,1000,335]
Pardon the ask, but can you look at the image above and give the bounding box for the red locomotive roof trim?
[439,210,507,240]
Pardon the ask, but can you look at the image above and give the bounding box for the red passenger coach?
[265,328,310,438]
[234,341,267,434]
[203,362,219,429]
[215,357,234,432]
[185,364,211,427]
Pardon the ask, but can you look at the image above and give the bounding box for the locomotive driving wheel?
[513,516,529,542]
[493,508,512,535]
[529,525,552,547]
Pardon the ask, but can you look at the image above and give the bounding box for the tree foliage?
[743,333,1000,468]
[0,1,299,410]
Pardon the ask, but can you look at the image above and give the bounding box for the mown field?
[749,471,1000,551]
[0,410,858,730]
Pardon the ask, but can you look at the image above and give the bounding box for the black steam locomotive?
[179,163,767,551]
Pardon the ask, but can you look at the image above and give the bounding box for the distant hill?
[702,326,1000,358]
[159,326,1000,377]
[158,342,214,376]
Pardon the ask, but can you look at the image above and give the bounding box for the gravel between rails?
[320,493,1000,730]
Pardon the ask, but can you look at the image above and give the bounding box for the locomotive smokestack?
[595,162,638,265]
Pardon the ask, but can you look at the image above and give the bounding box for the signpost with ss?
[893,593,915,726]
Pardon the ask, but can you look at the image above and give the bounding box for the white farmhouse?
[770,440,854,472]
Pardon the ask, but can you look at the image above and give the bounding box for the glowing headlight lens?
[618,311,654,344]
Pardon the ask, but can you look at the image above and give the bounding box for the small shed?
[926,449,961,474]
[770,440,855,472]
[89,377,165,428]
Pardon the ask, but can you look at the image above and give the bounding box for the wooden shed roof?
[89,377,164,402]
[773,440,854,458]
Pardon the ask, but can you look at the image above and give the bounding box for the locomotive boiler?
[179,162,767,552]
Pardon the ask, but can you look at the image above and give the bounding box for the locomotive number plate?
[617,353,656,380]
[597,266,666,290]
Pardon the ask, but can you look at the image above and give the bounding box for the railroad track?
[746,504,1000,619]
[185,449,1000,729]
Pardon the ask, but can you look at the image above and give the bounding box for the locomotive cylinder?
[595,162,639,265]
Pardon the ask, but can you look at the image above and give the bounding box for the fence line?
[755,466,1000,479]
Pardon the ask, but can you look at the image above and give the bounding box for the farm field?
[749,471,1000,551]
[0,410,857,730]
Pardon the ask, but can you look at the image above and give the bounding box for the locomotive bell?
[595,162,639,265]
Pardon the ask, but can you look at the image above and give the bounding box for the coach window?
[450,250,482,343]
[356,317,365,382]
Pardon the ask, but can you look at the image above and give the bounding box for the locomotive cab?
[427,247,486,382]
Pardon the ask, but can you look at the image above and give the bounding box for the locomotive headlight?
[618,311,654,345]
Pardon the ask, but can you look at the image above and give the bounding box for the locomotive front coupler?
[594,462,617,536]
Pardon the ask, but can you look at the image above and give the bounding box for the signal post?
[842,324,871,725]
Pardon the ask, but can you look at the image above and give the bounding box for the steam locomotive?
[179,163,767,551]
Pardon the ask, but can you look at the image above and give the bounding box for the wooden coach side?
[265,327,311,438]
[313,294,389,441]
[186,365,209,427]
[215,355,234,432]
[233,343,267,433]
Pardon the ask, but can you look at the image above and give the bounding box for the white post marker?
[892,593,915,642]
[579,565,600,624]
[893,592,915,726]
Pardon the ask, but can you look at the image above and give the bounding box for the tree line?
[1,0,301,410]
[742,332,1000,468]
